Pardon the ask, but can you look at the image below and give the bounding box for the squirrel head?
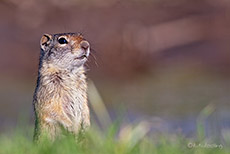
[40,33,90,71]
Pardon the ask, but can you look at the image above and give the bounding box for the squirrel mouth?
[75,55,87,60]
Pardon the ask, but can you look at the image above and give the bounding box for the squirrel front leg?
[81,102,90,131]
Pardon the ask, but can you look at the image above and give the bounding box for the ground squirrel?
[33,33,90,142]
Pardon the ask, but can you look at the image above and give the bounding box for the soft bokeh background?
[0,0,230,141]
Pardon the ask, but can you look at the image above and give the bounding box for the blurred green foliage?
[0,125,229,154]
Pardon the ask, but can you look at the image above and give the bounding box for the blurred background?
[0,0,230,141]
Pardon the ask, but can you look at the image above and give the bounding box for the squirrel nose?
[80,41,90,51]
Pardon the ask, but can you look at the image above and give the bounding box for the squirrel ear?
[40,34,52,51]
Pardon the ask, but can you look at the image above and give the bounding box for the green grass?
[0,123,229,154]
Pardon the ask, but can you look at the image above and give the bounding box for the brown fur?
[33,33,90,142]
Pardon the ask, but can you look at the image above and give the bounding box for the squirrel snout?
[80,41,90,51]
[74,41,90,59]
[80,41,90,57]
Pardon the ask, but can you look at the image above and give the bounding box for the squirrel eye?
[58,37,68,44]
